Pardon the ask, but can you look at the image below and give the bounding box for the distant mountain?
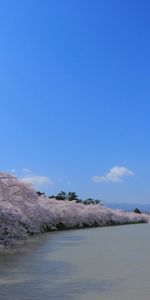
[104,202,150,213]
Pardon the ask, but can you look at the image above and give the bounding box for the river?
[0,224,150,299]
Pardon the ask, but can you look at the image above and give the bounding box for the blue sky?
[0,0,150,204]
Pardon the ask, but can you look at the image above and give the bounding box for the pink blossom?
[0,173,149,247]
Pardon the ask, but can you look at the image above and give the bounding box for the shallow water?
[0,224,150,299]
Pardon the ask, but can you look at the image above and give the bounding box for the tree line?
[36,190,102,205]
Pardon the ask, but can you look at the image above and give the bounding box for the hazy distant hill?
[105,202,150,213]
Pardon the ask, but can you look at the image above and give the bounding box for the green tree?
[67,192,78,201]
[36,191,46,197]
[133,208,141,214]
[76,199,82,203]
[56,191,66,200]
[83,198,93,205]
[83,198,102,205]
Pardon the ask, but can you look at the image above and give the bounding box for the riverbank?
[0,173,149,247]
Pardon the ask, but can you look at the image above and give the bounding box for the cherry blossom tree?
[0,172,149,248]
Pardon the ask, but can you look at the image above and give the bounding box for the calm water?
[0,224,150,300]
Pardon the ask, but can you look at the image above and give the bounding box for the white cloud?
[91,166,134,183]
[9,167,54,189]
[21,175,53,187]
